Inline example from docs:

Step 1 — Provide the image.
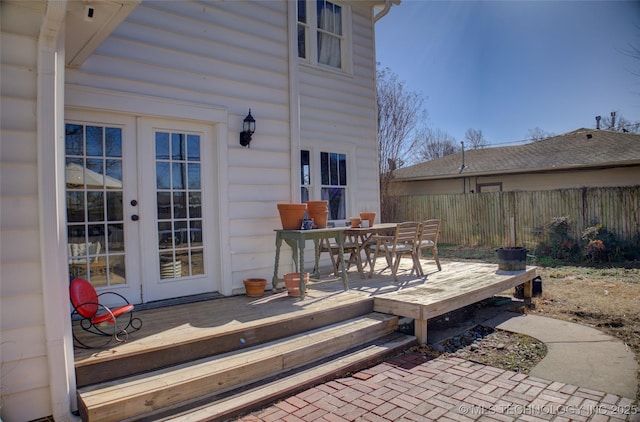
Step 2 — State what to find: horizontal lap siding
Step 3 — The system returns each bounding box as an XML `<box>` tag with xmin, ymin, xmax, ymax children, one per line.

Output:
<box><xmin>65</xmin><ymin>1</ymin><xmax>292</xmax><ymax>286</ymax></box>
<box><xmin>1</xmin><ymin>2</ymin><xmax>52</xmax><ymax>420</ymax></box>
<box><xmin>299</xmin><ymin>3</ymin><xmax>378</xmax><ymax>200</ymax></box>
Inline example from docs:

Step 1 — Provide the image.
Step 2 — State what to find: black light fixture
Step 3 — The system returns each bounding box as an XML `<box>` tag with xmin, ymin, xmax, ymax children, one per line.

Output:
<box><xmin>239</xmin><ymin>109</ymin><xmax>256</xmax><ymax>148</ymax></box>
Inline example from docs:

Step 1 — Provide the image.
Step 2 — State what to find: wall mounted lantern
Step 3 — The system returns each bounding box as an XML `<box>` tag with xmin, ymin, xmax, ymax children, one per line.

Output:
<box><xmin>239</xmin><ymin>109</ymin><xmax>256</xmax><ymax>148</ymax></box>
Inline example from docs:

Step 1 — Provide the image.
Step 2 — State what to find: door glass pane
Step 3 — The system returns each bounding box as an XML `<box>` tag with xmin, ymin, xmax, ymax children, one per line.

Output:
<box><xmin>87</xmin><ymin>191</ymin><xmax>104</xmax><ymax>222</ymax></box>
<box><xmin>188</xmin><ymin>163</ymin><xmax>200</xmax><ymax>190</ymax></box>
<box><xmin>187</xmin><ymin>134</ymin><xmax>200</xmax><ymax>160</ymax></box>
<box><xmin>189</xmin><ymin>192</ymin><xmax>201</xmax><ymax>219</ymax></box>
<box><xmin>156</xmin><ymin>162</ymin><xmax>171</xmax><ymax>189</ymax></box>
<box><xmin>65</xmin><ymin>123</ymin><xmax>126</xmax><ymax>287</ymax></box>
<box><xmin>86</xmin><ymin>126</ymin><xmax>103</xmax><ymax>156</ymax></box>
<box><xmin>155</xmin><ymin>131</ymin><xmax>204</xmax><ymax>280</ymax></box>
<box><xmin>172</xmin><ymin>162</ymin><xmax>186</xmax><ymax>190</ymax></box>
<box><xmin>106</xmin><ymin>192</ymin><xmax>123</xmax><ymax>221</ymax></box>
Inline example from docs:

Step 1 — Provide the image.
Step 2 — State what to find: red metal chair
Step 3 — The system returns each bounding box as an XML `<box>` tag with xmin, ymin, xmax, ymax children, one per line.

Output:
<box><xmin>69</xmin><ymin>277</ymin><xmax>142</xmax><ymax>349</ymax></box>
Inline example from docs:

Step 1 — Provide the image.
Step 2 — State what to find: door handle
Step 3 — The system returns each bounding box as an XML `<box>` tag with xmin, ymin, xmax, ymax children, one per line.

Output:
<box><xmin>131</xmin><ymin>214</ymin><xmax>139</xmax><ymax>221</ymax></box>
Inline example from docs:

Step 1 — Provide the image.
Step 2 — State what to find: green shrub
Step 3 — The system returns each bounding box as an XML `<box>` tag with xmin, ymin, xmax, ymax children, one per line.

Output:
<box><xmin>535</xmin><ymin>217</ymin><xmax>580</xmax><ymax>262</ymax></box>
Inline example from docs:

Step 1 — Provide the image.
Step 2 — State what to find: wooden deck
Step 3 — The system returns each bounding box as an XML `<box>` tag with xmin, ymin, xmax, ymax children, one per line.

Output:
<box><xmin>72</xmin><ymin>258</ymin><xmax>536</xmax><ymax>421</ymax></box>
<box><xmin>74</xmin><ymin>259</ymin><xmax>535</xmax><ymax>365</ymax></box>
<box><xmin>312</xmin><ymin>260</ymin><xmax>536</xmax><ymax>343</ymax></box>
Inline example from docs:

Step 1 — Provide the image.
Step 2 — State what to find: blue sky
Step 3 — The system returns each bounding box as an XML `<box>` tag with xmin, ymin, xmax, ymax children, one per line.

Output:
<box><xmin>375</xmin><ymin>1</ymin><xmax>640</xmax><ymax>146</ymax></box>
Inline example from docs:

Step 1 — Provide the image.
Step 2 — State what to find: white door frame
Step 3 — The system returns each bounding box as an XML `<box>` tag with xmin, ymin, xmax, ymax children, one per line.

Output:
<box><xmin>65</xmin><ymin>85</ymin><xmax>232</xmax><ymax>297</ymax></box>
<box><xmin>137</xmin><ymin>117</ymin><xmax>219</xmax><ymax>302</ymax></box>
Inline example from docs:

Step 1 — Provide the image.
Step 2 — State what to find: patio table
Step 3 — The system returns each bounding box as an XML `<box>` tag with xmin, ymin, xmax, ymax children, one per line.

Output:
<box><xmin>273</xmin><ymin>227</ymin><xmax>348</xmax><ymax>298</ymax></box>
<box><xmin>344</xmin><ymin>222</ymin><xmax>397</xmax><ymax>278</ymax></box>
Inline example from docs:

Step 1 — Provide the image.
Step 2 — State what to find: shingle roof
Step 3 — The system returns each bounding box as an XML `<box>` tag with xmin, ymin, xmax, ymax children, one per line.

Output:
<box><xmin>393</xmin><ymin>128</ymin><xmax>640</xmax><ymax>181</ymax></box>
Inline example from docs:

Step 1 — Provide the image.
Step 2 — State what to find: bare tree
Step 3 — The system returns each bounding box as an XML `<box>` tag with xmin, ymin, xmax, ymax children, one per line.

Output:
<box><xmin>418</xmin><ymin>128</ymin><xmax>458</xmax><ymax>161</ymax></box>
<box><xmin>464</xmin><ymin>128</ymin><xmax>489</xmax><ymax>149</ymax></box>
<box><xmin>526</xmin><ymin>127</ymin><xmax>554</xmax><ymax>141</ymax></box>
<box><xmin>600</xmin><ymin>111</ymin><xmax>640</xmax><ymax>133</ymax></box>
<box><xmin>620</xmin><ymin>26</ymin><xmax>640</xmax><ymax>78</ymax></box>
<box><xmin>377</xmin><ymin>66</ymin><xmax>427</xmax><ymax>221</ymax></box>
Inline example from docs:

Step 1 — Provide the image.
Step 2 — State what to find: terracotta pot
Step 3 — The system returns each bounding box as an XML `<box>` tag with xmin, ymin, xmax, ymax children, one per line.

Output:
<box><xmin>350</xmin><ymin>217</ymin><xmax>361</xmax><ymax>228</ymax></box>
<box><xmin>307</xmin><ymin>200</ymin><xmax>329</xmax><ymax>229</ymax></box>
<box><xmin>277</xmin><ymin>203</ymin><xmax>307</xmax><ymax>230</ymax></box>
<box><xmin>283</xmin><ymin>272</ymin><xmax>309</xmax><ymax>297</ymax></box>
<box><xmin>359</xmin><ymin>212</ymin><xmax>376</xmax><ymax>227</ymax></box>
<box><xmin>243</xmin><ymin>278</ymin><xmax>267</xmax><ymax>297</ymax></box>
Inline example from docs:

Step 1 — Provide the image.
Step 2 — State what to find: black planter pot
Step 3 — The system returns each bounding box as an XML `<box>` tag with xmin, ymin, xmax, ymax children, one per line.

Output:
<box><xmin>496</xmin><ymin>247</ymin><xmax>527</xmax><ymax>271</ymax></box>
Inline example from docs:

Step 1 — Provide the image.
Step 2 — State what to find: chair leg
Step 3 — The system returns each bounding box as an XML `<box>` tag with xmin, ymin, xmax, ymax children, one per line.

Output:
<box><xmin>412</xmin><ymin>251</ymin><xmax>424</xmax><ymax>277</ymax></box>
<box><xmin>391</xmin><ymin>253</ymin><xmax>403</xmax><ymax>282</ymax></box>
<box><xmin>350</xmin><ymin>250</ymin><xmax>365</xmax><ymax>279</ymax></box>
<box><xmin>433</xmin><ymin>247</ymin><xmax>442</xmax><ymax>271</ymax></box>
<box><xmin>368</xmin><ymin>242</ymin><xmax>382</xmax><ymax>278</ymax></box>
<box><xmin>322</xmin><ymin>239</ymin><xmax>340</xmax><ymax>276</ymax></box>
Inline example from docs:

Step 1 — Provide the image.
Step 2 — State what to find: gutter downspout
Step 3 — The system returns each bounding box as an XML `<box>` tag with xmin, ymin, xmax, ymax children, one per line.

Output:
<box><xmin>287</xmin><ymin>0</ymin><xmax>301</xmax><ymax>201</ymax></box>
<box><xmin>374</xmin><ymin>0</ymin><xmax>393</xmax><ymax>23</ymax></box>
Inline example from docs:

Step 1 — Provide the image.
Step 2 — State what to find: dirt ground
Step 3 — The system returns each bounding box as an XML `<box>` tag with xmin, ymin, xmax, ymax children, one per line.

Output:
<box><xmin>435</xmin><ymin>245</ymin><xmax>640</xmax><ymax>401</ymax></box>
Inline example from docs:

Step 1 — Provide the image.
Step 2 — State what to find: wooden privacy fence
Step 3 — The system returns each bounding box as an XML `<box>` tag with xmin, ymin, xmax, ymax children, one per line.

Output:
<box><xmin>394</xmin><ymin>186</ymin><xmax>640</xmax><ymax>248</ymax></box>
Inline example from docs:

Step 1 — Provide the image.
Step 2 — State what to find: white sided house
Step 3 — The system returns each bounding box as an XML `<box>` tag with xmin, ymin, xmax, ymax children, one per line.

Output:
<box><xmin>0</xmin><ymin>1</ymin><xmax>395</xmax><ymax>420</ymax></box>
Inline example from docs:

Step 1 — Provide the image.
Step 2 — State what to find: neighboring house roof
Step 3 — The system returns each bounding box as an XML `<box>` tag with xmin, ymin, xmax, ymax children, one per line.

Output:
<box><xmin>393</xmin><ymin>128</ymin><xmax>640</xmax><ymax>181</ymax></box>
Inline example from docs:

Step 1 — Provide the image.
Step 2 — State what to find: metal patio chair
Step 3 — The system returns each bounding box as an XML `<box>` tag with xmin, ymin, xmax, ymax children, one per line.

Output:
<box><xmin>69</xmin><ymin>277</ymin><xmax>142</xmax><ymax>349</ymax></box>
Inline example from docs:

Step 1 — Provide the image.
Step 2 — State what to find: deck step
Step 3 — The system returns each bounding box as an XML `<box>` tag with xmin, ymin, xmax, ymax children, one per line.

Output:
<box><xmin>151</xmin><ymin>332</ymin><xmax>417</xmax><ymax>422</ymax></box>
<box><xmin>75</xmin><ymin>297</ymin><xmax>375</xmax><ymax>387</ymax></box>
<box><xmin>77</xmin><ymin>312</ymin><xmax>406</xmax><ymax>422</ymax></box>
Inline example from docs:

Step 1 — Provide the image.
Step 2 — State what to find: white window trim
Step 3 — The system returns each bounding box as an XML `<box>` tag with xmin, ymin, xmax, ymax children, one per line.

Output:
<box><xmin>297</xmin><ymin>0</ymin><xmax>353</xmax><ymax>75</ymax></box>
<box><xmin>302</xmin><ymin>142</ymin><xmax>356</xmax><ymax>224</ymax></box>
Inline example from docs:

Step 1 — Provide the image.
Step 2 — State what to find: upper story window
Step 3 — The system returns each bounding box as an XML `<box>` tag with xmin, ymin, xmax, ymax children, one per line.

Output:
<box><xmin>297</xmin><ymin>0</ymin><xmax>349</xmax><ymax>71</ymax></box>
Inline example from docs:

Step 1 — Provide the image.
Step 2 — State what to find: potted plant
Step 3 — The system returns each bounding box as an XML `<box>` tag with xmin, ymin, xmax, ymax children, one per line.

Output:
<box><xmin>283</xmin><ymin>272</ymin><xmax>309</xmax><ymax>297</ymax></box>
<box><xmin>359</xmin><ymin>211</ymin><xmax>376</xmax><ymax>227</ymax></box>
<box><xmin>306</xmin><ymin>200</ymin><xmax>329</xmax><ymax>228</ymax></box>
<box><xmin>277</xmin><ymin>203</ymin><xmax>307</xmax><ymax>230</ymax></box>
<box><xmin>496</xmin><ymin>217</ymin><xmax>527</xmax><ymax>271</ymax></box>
<box><xmin>243</xmin><ymin>278</ymin><xmax>267</xmax><ymax>297</ymax></box>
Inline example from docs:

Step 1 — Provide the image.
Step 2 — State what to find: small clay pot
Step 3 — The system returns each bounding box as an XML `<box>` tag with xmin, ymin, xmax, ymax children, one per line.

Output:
<box><xmin>283</xmin><ymin>272</ymin><xmax>309</xmax><ymax>297</ymax></box>
<box><xmin>243</xmin><ymin>278</ymin><xmax>267</xmax><ymax>297</ymax></box>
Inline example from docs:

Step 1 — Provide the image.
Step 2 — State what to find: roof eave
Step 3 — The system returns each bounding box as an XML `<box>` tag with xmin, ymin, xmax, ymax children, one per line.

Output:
<box><xmin>394</xmin><ymin>160</ymin><xmax>640</xmax><ymax>182</ymax></box>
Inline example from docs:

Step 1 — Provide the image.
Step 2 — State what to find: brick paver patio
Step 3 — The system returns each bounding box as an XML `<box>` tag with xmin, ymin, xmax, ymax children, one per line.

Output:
<box><xmin>235</xmin><ymin>354</ymin><xmax>639</xmax><ymax>422</ymax></box>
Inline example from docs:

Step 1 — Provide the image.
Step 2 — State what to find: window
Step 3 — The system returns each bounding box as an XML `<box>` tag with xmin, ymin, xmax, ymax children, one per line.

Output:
<box><xmin>477</xmin><ymin>183</ymin><xmax>502</xmax><ymax>193</ymax></box>
<box><xmin>297</xmin><ymin>0</ymin><xmax>348</xmax><ymax>70</ymax></box>
<box><xmin>321</xmin><ymin>152</ymin><xmax>347</xmax><ymax>220</ymax></box>
<box><xmin>301</xmin><ymin>150</ymin><xmax>311</xmax><ymax>202</ymax></box>
<box><xmin>301</xmin><ymin>150</ymin><xmax>348</xmax><ymax>221</ymax></box>
<box><xmin>297</xmin><ymin>0</ymin><xmax>308</xmax><ymax>60</ymax></box>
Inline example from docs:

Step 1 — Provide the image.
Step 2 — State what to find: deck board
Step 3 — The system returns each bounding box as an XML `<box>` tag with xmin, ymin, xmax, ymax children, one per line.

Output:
<box><xmin>74</xmin><ymin>259</ymin><xmax>535</xmax><ymax>366</ymax></box>
<box><xmin>73</xmin><ymin>289</ymin><xmax>370</xmax><ymax>366</ymax></box>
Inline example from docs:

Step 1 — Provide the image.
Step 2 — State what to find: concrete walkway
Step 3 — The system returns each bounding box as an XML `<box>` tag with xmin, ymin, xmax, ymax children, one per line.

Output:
<box><xmin>484</xmin><ymin>311</ymin><xmax>638</xmax><ymax>399</ymax></box>
<box><xmin>234</xmin><ymin>311</ymin><xmax>639</xmax><ymax>422</ymax></box>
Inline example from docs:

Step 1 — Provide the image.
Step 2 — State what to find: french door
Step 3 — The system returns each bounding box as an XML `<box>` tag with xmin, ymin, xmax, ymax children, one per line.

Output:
<box><xmin>64</xmin><ymin>111</ymin><xmax>218</xmax><ymax>304</ymax></box>
<box><xmin>137</xmin><ymin>117</ymin><xmax>218</xmax><ymax>302</ymax></box>
<box><xmin>65</xmin><ymin>112</ymin><xmax>142</xmax><ymax>304</ymax></box>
